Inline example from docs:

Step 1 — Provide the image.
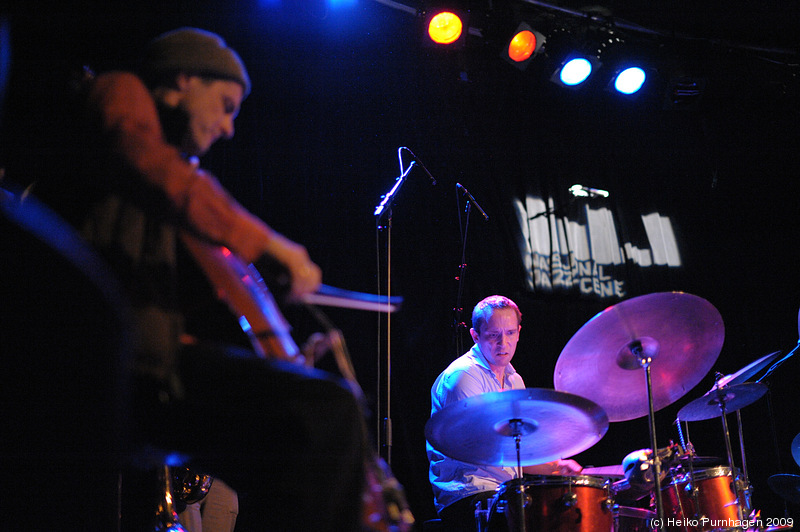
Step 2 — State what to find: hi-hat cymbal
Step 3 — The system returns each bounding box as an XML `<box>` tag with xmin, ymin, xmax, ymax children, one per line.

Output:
<box><xmin>769</xmin><ymin>473</ymin><xmax>800</xmax><ymax>505</ymax></box>
<box><xmin>713</xmin><ymin>350</ymin><xmax>782</xmax><ymax>389</ymax></box>
<box><xmin>554</xmin><ymin>292</ymin><xmax>725</xmax><ymax>422</ymax></box>
<box><xmin>425</xmin><ymin>388</ymin><xmax>608</xmax><ymax>467</ymax></box>
<box><xmin>677</xmin><ymin>382</ymin><xmax>767</xmax><ymax>422</ymax></box>
<box><xmin>792</xmin><ymin>432</ymin><xmax>800</xmax><ymax>468</ymax></box>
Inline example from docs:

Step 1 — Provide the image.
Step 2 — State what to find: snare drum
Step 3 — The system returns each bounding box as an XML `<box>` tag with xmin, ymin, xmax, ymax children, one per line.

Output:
<box><xmin>489</xmin><ymin>475</ymin><xmax>613</xmax><ymax>532</ymax></box>
<box><xmin>610</xmin><ymin>478</ymin><xmax>656</xmax><ymax>532</ymax></box>
<box><xmin>661</xmin><ymin>466</ymin><xmax>743</xmax><ymax>532</ymax></box>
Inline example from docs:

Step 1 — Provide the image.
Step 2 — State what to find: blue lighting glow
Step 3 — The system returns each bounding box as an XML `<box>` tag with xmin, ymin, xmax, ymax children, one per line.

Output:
<box><xmin>560</xmin><ymin>58</ymin><xmax>593</xmax><ymax>86</ymax></box>
<box><xmin>614</xmin><ymin>67</ymin><xmax>646</xmax><ymax>95</ymax></box>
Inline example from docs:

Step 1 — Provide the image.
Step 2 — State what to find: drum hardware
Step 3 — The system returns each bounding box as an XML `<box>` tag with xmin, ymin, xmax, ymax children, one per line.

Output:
<box><xmin>562</xmin><ymin>491</ymin><xmax>579</xmax><ymax>508</ymax></box>
<box><xmin>677</xmin><ymin>380</ymin><xmax>768</xmax><ymax>519</ymax></box>
<box><xmin>603</xmin><ymin>478</ymin><xmax>616</xmax><ymax>511</ymax></box>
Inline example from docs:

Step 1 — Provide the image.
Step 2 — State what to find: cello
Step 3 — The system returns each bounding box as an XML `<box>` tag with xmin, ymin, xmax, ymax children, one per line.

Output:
<box><xmin>180</xmin><ymin>232</ymin><xmax>414</xmax><ymax>531</ymax></box>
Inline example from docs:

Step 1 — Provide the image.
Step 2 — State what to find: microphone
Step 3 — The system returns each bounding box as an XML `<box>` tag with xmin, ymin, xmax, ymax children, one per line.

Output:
<box><xmin>569</xmin><ymin>184</ymin><xmax>610</xmax><ymax>198</ymax></box>
<box><xmin>399</xmin><ymin>147</ymin><xmax>436</xmax><ymax>185</ymax></box>
<box><xmin>414</xmin><ymin>159</ymin><xmax>437</xmax><ymax>185</ymax></box>
<box><xmin>456</xmin><ymin>183</ymin><xmax>489</xmax><ymax>221</ymax></box>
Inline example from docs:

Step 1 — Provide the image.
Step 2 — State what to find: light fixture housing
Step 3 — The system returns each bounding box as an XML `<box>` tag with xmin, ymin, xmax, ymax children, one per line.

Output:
<box><xmin>501</xmin><ymin>22</ymin><xmax>546</xmax><ymax>70</ymax></box>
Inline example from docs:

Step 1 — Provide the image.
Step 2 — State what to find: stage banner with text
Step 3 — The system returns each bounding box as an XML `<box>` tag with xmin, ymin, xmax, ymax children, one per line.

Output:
<box><xmin>513</xmin><ymin>191</ymin><xmax>683</xmax><ymax>301</ymax></box>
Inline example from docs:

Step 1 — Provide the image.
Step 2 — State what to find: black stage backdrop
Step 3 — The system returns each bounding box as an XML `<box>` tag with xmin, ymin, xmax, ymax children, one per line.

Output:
<box><xmin>3</xmin><ymin>0</ymin><xmax>800</xmax><ymax>526</ymax></box>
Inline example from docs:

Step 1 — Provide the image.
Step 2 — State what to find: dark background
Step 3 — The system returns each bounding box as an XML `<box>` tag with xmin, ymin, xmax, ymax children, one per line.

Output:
<box><xmin>2</xmin><ymin>0</ymin><xmax>800</xmax><ymax>527</ymax></box>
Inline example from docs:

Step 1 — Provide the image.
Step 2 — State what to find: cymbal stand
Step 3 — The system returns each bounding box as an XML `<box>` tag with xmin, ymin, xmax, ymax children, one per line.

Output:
<box><xmin>630</xmin><ymin>340</ymin><xmax>666</xmax><ymax>528</ymax></box>
<box><xmin>676</xmin><ymin>420</ymin><xmax>701</xmax><ymax>522</ymax></box>
<box><xmin>510</xmin><ymin>419</ymin><xmax>525</xmax><ymax>480</ymax></box>
<box><xmin>712</xmin><ymin>391</ymin><xmax>746</xmax><ymax>522</ymax></box>
<box><xmin>735</xmin><ymin>409</ymin><xmax>753</xmax><ymax>513</ymax></box>
<box><xmin>509</xmin><ymin>419</ymin><xmax>528</xmax><ymax>532</ymax></box>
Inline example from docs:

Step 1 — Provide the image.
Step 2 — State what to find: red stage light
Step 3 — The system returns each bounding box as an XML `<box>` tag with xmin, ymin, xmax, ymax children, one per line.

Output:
<box><xmin>508</xmin><ymin>29</ymin><xmax>537</xmax><ymax>63</ymax></box>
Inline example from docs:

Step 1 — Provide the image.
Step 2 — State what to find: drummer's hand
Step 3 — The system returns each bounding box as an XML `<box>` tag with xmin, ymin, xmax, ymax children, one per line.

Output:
<box><xmin>523</xmin><ymin>459</ymin><xmax>582</xmax><ymax>476</ymax></box>
<box><xmin>553</xmin><ymin>459</ymin><xmax>583</xmax><ymax>475</ymax></box>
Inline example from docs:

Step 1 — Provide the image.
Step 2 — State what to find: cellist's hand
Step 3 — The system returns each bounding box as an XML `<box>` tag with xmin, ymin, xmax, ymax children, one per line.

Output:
<box><xmin>262</xmin><ymin>230</ymin><xmax>322</xmax><ymax>298</ymax></box>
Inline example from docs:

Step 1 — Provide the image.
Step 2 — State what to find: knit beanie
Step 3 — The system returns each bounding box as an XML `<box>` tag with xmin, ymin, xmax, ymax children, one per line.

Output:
<box><xmin>144</xmin><ymin>27</ymin><xmax>251</xmax><ymax>97</ymax></box>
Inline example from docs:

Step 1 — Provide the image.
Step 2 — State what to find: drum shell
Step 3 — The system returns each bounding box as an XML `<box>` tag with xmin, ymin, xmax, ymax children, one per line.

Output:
<box><xmin>490</xmin><ymin>475</ymin><xmax>613</xmax><ymax>532</ymax></box>
<box><xmin>610</xmin><ymin>479</ymin><xmax>656</xmax><ymax>532</ymax></box>
<box><xmin>661</xmin><ymin>466</ymin><xmax>742</xmax><ymax>532</ymax></box>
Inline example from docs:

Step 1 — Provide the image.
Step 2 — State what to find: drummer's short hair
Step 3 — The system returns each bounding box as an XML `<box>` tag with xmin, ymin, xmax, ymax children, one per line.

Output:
<box><xmin>472</xmin><ymin>295</ymin><xmax>522</xmax><ymax>334</ymax></box>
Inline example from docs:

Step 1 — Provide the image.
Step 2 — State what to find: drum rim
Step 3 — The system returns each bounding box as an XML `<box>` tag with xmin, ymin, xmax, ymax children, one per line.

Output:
<box><xmin>667</xmin><ymin>465</ymin><xmax>735</xmax><ymax>484</ymax></box>
<box><xmin>499</xmin><ymin>474</ymin><xmax>608</xmax><ymax>491</ymax></box>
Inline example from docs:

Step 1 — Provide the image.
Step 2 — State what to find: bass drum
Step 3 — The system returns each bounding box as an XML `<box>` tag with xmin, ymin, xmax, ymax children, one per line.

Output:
<box><xmin>661</xmin><ymin>466</ymin><xmax>742</xmax><ymax>532</ymax></box>
<box><xmin>488</xmin><ymin>475</ymin><xmax>613</xmax><ymax>532</ymax></box>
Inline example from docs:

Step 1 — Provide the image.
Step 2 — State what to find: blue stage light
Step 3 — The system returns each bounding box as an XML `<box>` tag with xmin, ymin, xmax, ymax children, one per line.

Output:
<box><xmin>614</xmin><ymin>67</ymin><xmax>646</xmax><ymax>94</ymax></box>
<box><xmin>559</xmin><ymin>57</ymin><xmax>593</xmax><ymax>86</ymax></box>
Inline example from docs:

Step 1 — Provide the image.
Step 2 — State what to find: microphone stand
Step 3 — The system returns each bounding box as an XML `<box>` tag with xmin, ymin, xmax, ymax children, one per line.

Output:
<box><xmin>453</xmin><ymin>200</ymin><xmax>471</xmax><ymax>357</ymax></box>
<box><xmin>374</xmin><ymin>161</ymin><xmax>416</xmax><ymax>466</ymax></box>
<box><xmin>453</xmin><ymin>184</ymin><xmax>489</xmax><ymax>357</ymax></box>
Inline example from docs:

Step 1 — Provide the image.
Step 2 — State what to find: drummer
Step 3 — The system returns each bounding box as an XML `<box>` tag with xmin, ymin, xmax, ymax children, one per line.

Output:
<box><xmin>427</xmin><ymin>295</ymin><xmax>582</xmax><ymax>531</ymax></box>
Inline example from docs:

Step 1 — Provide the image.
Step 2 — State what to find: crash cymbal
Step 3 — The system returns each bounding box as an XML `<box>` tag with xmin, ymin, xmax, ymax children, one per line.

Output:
<box><xmin>676</xmin><ymin>382</ymin><xmax>767</xmax><ymax>422</ymax></box>
<box><xmin>554</xmin><ymin>292</ymin><xmax>725</xmax><ymax>422</ymax></box>
<box><xmin>792</xmin><ymin>432</ymin><xmax>800</xmax><ymax>468</ymax></box>
<box><xmin>713</xmin><ymin>350</ymin><xmax>782</xmax><ymax>389</ymax></box>
<box><xmin>425</xmin><ymin>388</ymin><xmax>608</xmax><ymax>467</ymax></box>
<box><xmin>769</xmin><ymin>473</ymin><xmax>800</xmax><ymax>505</ymax></box>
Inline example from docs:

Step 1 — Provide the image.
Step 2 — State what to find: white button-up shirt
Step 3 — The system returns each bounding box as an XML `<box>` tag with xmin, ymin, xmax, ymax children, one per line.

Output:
<box><xmin>426</xmin><ymin>344</ymin><xmax>526</xmax><ymax>512</ymax></box>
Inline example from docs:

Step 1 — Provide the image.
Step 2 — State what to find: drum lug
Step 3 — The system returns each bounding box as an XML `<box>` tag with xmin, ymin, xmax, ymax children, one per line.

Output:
<box><xmin>561</xmin><ymin>492</ymin><xmax>578</xmax><ymax>508</ymax></box>
<box><xmin>603</xmin><ymin>479</ymin><xmax>614</xmax><ymax>511</ymax></box>
<box><xmin>604</xmin><ymin>496</ymin><xmax>615</xmax><ymax>511</ymax></box>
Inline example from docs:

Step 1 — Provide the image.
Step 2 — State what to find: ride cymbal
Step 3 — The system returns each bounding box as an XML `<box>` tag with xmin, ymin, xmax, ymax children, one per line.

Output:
<box><xmin>554</xmin><ymin>292</ymin><xmax>724</xmax><ymax>422</ymax></box>
<box><xmin>425</xmin><ymin>388</ymin><xmax>608</xmax><ymax>467</ymax></box>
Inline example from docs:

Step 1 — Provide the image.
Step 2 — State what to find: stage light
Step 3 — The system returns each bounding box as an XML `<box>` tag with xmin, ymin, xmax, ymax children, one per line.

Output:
<box><xmin>613</xmin><ymin>66</ymin><xmax>646</xmax><ymax>95</ymax></box>
<box><xmin>558</xmin><ymin>57</ymin><xmax>594</xmax><ymax>86</ymax></box>
<box><xmin>502</xmin><ymin>22</ymin><xmax>546</xmax><ymax>70</ymax></box>
<box><xmin>426</xmin><ymin>10</ymin><xmax>464</xmax><ymax>45</ymax></box>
